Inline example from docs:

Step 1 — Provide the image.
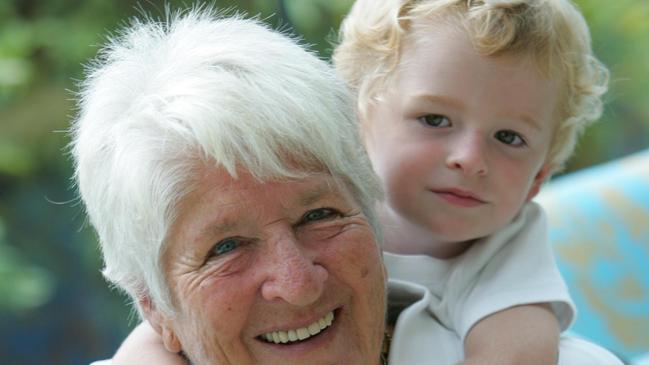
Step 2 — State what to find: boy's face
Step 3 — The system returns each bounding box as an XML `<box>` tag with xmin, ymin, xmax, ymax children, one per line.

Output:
<box><xmin>362</xmin><ymin>22</ymin><xmax>558</xmax><ymax>257</ymax></box>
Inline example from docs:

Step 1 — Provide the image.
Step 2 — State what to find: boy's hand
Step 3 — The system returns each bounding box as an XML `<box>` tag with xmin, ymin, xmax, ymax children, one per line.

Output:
<box><xmin>113</xmin><ymin>321</ymin><xmax>189</xmax><ymax>365</ymax></box>
<box><xmin>459</xmin><ymin>304</ymin><xmax>560</xmax><ymax>365</ymax></box>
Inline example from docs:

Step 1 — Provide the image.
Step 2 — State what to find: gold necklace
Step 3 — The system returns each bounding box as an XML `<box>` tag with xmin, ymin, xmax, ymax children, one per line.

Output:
<box><xmin>381</xmin><ymin>330</ymin><xmax>392</xmax><ymax>364</ymax></box>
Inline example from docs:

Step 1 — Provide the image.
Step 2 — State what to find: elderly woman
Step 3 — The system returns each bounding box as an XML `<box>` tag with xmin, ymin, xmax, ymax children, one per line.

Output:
<box><xmin>73</xmin><ymin>10</ymin><xmax>387</xmax><ymax>365</ymax></box>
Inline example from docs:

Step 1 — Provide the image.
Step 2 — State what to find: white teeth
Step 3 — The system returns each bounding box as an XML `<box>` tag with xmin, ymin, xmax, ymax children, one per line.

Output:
<box><xmin>288</xmin><ymin>330</ymin><xmax>298</xmax><ymax>341</ymax></box>
<box><xmin>261</xmin><ymin>310</ymin><xmax>335</xmax><ymax>344</ymax></box>
<box><xmin>297</xmin><ymin>328</ymin><xmax>309</xmax><ymax>340</ymax></box>
<box><xmin>307</xmin><ymin>322</ymin><xmax>321</xmax><ymax>336</ymax></box>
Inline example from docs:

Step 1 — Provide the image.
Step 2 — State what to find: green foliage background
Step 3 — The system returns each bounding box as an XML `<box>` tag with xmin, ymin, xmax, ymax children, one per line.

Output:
<box><xmin>0</xmin><ymin>1</ymin><xmax>647</xmax><ymax>364</ymax></box>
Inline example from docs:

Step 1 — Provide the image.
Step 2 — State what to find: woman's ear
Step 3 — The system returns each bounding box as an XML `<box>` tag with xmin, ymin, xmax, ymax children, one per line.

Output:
<box><xmin>139</xmin><ymin>295</ymin><xmax>182</xmax><ymax>353</ymax></box>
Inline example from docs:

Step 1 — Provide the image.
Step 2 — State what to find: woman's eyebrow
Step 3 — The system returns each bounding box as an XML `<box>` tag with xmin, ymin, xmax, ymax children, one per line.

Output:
<box><xmin>199</xmin><ymin>214</ymin><xmax>241</xmax><ymax>240</ymax></box>
<box><xmin>297</xmin><ymin>181</ymin><xmax>340</xmax><ymax>207</ymax></box>
<box><xmin>195</xmin><ymin>180</ymin><xmax>341</xmax><ymax>239</ymax></box>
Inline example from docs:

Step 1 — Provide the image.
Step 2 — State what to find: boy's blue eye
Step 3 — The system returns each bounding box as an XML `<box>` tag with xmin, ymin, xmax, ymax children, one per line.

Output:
<box><xmin>212</xmin><ymin>238</ymin><xmax>239</xmax><ymax>256</ymax></box>
<box><xmin>495</xmin><ymin>130</ymin><xmax>526</xmax><ymax>147</ymax></box>
<box><xmin>419</xmin><ymin>114</ymin><xmax>451</xmax><ymax>128</ymax></box>
<box><xmin>302</xmin><ymin>208</ymin><xmax>338</xmax><ymax>223</ymax></box>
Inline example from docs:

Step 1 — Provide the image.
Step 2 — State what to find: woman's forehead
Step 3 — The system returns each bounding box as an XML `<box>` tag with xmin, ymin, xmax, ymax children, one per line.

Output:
<box><xmin>199</xmin><ymin>167</ymin><xmax>346</xmax><ymax>201</ymax></box>
<box><xmin>170</xmin><ymin>168</ymin><xmax>356</xmax><ymax>236</ymax></box>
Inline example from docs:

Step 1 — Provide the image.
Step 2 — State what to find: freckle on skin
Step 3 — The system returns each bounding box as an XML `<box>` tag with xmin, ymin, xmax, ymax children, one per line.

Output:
<box><xmin>360</xmin><ymin>266</ymin><xmax>369</xmax><ymax>278</ymax></box>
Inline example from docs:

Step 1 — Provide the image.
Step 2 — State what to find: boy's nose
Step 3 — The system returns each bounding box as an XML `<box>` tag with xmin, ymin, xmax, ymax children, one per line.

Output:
<box><xmin>446</xmin><ymin>134</ymin><xmax>488</xmax><ymax>176</ymax></box>
<box><xmin>260</xmin><ymin>232</ymin><xmax>328</xmax><ymax>306</ymax></box>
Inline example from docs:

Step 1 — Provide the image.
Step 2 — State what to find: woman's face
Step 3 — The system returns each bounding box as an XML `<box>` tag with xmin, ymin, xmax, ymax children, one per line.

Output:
<box><xmin>149</xmin><ymin>167</ymin><xmax>387</xmax><ymax>365</ymax></box>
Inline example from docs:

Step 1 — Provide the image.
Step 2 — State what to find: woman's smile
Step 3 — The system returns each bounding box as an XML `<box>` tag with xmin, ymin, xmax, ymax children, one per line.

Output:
<box><xmin>259</xmin><ymin>309</ymin><xmax>335</xmax><ymax>344</ymax></box>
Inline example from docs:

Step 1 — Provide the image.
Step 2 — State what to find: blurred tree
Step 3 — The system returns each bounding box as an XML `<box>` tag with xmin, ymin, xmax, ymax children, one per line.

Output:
<box><xmin>564</xmin><ymin>0</ymin><xmax>649</xmax><ymax>172</ymax></box>
<box><xmin>0</xmin><ymin>219</ymin><xmax>55</xmax><ymax>313</ymax></box>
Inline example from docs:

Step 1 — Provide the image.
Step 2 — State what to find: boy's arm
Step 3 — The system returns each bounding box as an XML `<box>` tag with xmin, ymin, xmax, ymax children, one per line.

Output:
<box><xmin>459</xmin><ymin>303</ymin><xmax>560</xmax><ymax>365</ymax></box>
<box><xmin>112</xmin><ymin>321</ymin><xmax>188</xmax><ymax>365</ymax></box>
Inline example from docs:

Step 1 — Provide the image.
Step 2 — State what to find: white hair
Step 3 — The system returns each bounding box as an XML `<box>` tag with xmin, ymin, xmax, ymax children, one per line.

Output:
<box><xmin>71</xmin><ymin>8</ymin><xmax>382</xmax><ymax>315</ymax></box>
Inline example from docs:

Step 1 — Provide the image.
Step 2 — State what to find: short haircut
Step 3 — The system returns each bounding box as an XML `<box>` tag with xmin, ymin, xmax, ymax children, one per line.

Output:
<box><xmin>334</xmin><ymin>0</ymin><xmax>609</xmax><ymax>173</ymax></box>
<box><xmin>71</xmin><ymin>8</ymin><xmax>382</xmax><ymax>314</ymax></box>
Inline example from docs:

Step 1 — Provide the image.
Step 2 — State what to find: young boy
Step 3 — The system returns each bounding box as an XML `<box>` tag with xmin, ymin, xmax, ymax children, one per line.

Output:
<box><xmin>333</xmin><ymin>0</ymin><xmax>609</xmax><ymax>363</ymax></box>
<box><xmin>106</xmin><ymin>0</ymin><xmax>613</xmax><ymax>364</ymax></box>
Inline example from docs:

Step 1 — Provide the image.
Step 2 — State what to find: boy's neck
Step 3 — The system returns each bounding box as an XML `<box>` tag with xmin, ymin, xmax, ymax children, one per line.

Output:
<box><xmin>382</xmin><ymin>235</ymin><xmax>475</xmax><ymax>259</ymax></box>
<box><xmin>379</xmin><ymin>206</ymin><xmax>476</xmax><ymax>259</ymax></box>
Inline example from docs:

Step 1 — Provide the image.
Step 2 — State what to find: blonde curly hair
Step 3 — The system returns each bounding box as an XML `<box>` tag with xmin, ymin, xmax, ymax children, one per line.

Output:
<box><xmin>334</xmin><ymin>0</ymin><xmax>608</xmax><ymax>173</ymax></box>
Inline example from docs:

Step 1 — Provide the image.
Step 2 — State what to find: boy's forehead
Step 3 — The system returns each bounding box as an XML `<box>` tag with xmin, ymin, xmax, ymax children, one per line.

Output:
<box><xmin>394</xmin><ymin>22</ymin><xmax>560</xmax><ymax>130</ymax></box>
<box><xmin>405</xmin><ymin>13</ymin><xmax>557</xmax><ymax>76</ymax></box>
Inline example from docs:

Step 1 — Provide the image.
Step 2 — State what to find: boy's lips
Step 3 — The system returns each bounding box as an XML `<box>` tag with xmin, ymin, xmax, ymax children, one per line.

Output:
<box><xmin>430</xmin><ymin>188</ymin><xmax>486</xmax><ymax>207</ymax></box>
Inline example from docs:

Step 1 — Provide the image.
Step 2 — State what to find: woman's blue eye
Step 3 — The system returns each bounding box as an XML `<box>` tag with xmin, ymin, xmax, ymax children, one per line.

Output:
<box><xmin>303</xmin><ymin>208</ymin><xmax>337</xmax><ymax>223</ymax></box>
<box><xmin>213</xmin><ymin>238</ymin><xmax>239</xmax><ymax>256</ymax></box>
<box><xmin>495</xmin><ymin>130</ymin><xmax>525</xmax><ymax>147</ymax></box>
<box><xmin>419</xmin><ymin>114</ymin><xmax>451</xmax><ymax>128</ymax></box>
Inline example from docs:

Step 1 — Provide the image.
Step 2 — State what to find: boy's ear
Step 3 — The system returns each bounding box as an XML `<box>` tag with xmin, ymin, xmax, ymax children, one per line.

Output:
<box><xmin>139</xmin><ymin>295</ymin><xmax>182</xmax><ymax>353</ymax></box>
<box><xmin>526</xmin><ymin>163</ymin><xmax>553</xmax><ymax>201</ymax></box>
<box><xmin>357</xmin><ymin>108</ymin><xmax>373</xmax><ymax>148</ymax></box>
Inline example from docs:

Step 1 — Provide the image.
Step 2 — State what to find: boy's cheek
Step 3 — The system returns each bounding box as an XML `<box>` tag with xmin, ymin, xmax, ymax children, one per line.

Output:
<box><xmin>526</xmin><ymin>164</ymin><xmax>552</xmax><ymax>201</ymax></box>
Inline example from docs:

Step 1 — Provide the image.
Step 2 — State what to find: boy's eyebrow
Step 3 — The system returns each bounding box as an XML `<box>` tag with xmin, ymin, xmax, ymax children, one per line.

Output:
<box><xmin>417</xmin><ymin>93</ymin><xmax>543</xmax><ymax>132</ymax></box>
<box><xmin>416</xmin><ymin>94</ymin><xmax>465</xmax><ymax>110</ymax></box>
<box><xmin>513</xmin><ymin>113</ymin><xmax>543</xmax><ymax>132</ymax></box>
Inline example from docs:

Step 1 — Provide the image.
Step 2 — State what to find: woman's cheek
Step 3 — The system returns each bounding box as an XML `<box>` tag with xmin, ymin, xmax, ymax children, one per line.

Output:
<box><xmin>323</xmin><ymin>223</ymin><xmax>379</xmax><ymax>271</ymax></box>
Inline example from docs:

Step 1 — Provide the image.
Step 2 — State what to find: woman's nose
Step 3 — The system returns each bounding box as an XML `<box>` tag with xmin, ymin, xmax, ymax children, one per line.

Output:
<box><xmin>445</xmin><ymin>134</ymin><xmax>488</xmax><ymax>176</ymax></box>
<box><xmin>260</xmin><ymin>234</ymin><xmax>328</xmax><ymax>306</ymax></box>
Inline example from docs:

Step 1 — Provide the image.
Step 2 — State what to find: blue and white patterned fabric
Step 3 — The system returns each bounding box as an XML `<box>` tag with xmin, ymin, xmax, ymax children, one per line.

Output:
<box><xmin>536</xmin><ymin>148</ymin><xmax>649</xmax><ymax>364</ymax></box>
